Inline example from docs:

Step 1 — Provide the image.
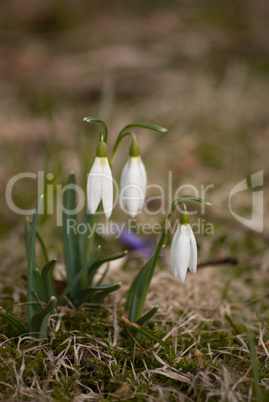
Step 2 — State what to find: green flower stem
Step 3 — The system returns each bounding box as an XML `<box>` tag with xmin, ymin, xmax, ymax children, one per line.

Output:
<box><xmin>128</xmin><ymin>195</ymin><xmax>211</xmax><ymax>323</ymax></box>
<box><xmin>83</xmin><ymin>117</ymin><xmax>108</xmax><ymax>143</ymax></box>
<box><xmin>109</xmin><ymin>123</ymin><xmax>167</xmax><ymax>166</ymax></box>
<box><xmin>109</xmin><ymin>132</ymin><xmax>136</xmax><ymax>166</ymax></box>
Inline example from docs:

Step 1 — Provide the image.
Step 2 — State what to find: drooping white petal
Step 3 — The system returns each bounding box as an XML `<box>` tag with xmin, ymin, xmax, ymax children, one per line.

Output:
<box><xmin>120</xmin><ymin>161</ymin><xmax>129</xmax><ymax>199</ymax></box>
<box><xmin>101</xmin><ymin>157</ymin><xmax>113</xmax><ymax>219</ymax></box>
<box><xmin>170</xmin><ymin>228</ymin><xmax>179</xmax><ymax>277</ymax></box>
<box><xmin>120</xmin><ymin>156</ymin><xmax>147</xmax><ymax>217</ymax></box>
<box><xmin>175</xmin><ymin>224</ymin><xmax>191</xmax><ymax>283</ymax></box>
<box><xmin>87</xmin><ymin>157</ymin><xmax>103</xmax><ymax>214</ymax></box>
<box><xmin>138</xmin><ymin>157</ymin><xmax>147</xmax><ymax>198</ymax></box>
<box><xmin>189</xmin><ymin>226</ymin><xmax>197</xmax><ymax>274</ymax></box>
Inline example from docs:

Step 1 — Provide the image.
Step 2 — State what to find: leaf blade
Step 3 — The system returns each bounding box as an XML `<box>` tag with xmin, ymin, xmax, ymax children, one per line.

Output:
<box><xmin>27</xmin><ymin>196</ymin><xmax>44</xmax><ymax>325</ymax></box>
<box><xmin>57</xmin><ymin>246</ymin><xmax>101</xmax><ymax>306</ymax></box>
<box><xmin>0</xmin><ymin>312</ymin><xmax>27</xmax><ymax>335</ymax></box>
<box><xmin>29</xmin><ymin>296</ymin><xmax>57</xmax><ymax>338</ymax></box>
<box><xmin>62</xmin><ymin>173</ymin><xmax>81</xmax><ymax>300</ymax></box>
<box><xmin>41</xmin><ymin>259</ymin><xmax>57</xmax><ymax>302</ymax></box>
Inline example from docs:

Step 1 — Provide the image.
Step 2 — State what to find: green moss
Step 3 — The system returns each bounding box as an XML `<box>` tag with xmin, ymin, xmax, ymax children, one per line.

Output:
<box><xmin>0</xmin><ymin>303</ymin><xmax>267</xmax><ymax>400</ymax></box>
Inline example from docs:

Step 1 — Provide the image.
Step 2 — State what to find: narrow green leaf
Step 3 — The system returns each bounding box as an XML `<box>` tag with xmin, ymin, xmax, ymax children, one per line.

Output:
<box><xmin>29</xmin><ymin>296</ymin><xmax>57</xmax><ymax>338</ymax></box>
<box><xmin>92</xmin><ymin>283</ymin><xmax>122</xmax><ymax>304</ymax></box>
<box><xmin>128</xmin><ymin>252</ymin><xmax>157</xmax><ymax>323</ymax></box>
<box><xmin>62</xmin><ymin>173</ymin><xmax>81</xmax><ymax>300</ymax></box>
<box><xmin>24</xmin><ymin>218</ymin><xmax>29</xmax><ymax>260</ymax></box>
<box><xmin>122</xmin><ymin>316</ymin><xmax>172</xmax><ymax>356</ymax></box>
<box><xmin>88</xmin><ymin>250</ymin><xmax>127</xmax><ymax>286</ymax></box>
<box><xmin>127</xmin><ymin>305</ymin><xmax>159</xmax><ymax>342</ymax></box>
<box><xmin>27</xmin><ymin>196</ymin><xmax>44</xmax><ymax>326</ymax></box>
<box><xmin>248</xmin><ymin>330</ymin><xmax>263</xmax><ymax>402</ymax></box>
<box><xmin>35</xmin><ymin>230</ymin><xmax>49</xmax><ymax>264</ymax></box>
<box><xmin>34</xmin><ymin>268</ymin><xmax>46</xmax><ymax>303</ymax></box>
<box><xmin>125</xmin><ymin>266</ymin><xmax>140</xmax><ymax>311</ymax></box>
<box><xmin>79</xmin><ymin>208</ymin><xmax>96</xmax><ymax>266</ymax></box>
<box><xmin>0</xmin><ymin>312</ymin><xmax>27</xmax><ymax>335</ymax></box>
<box><xmin>41</xmin><ymin>259</ymin><xmax>57</xmax><ymax>302</ymax></box>
<box><xmin>136</xmin><ymin>305</ymin><xmax>159</xmax><ymax>327</ymax></box>
<box><xmin>96</xmin><ymin>264</ymin><xmax>109</xmax><ymax>286</ymax></box>
<box><xmin>57</xmin><ymin>246</ymin><xmax>101</xmax><ymax>306</ymax></box>
<box><xmin>79</xmin><ymin>283</ymin><xmax>122</xmax><ymax>304</ymax></box>
<box><xmin>27</xmin><ymin>219</ymin><xmax>49</xmax><ymax>264</ymax></box>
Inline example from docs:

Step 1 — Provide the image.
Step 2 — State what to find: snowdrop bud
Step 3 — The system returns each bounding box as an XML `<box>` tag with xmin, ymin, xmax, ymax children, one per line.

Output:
<box><xmin>120</xmin><ymin>140</ymin><xmax>147</xmax><ymax>217</ymax></box>
<box><xmin>170</xmin><ymin>210</ymin><xmax>197</xmax><ymax>283</ymax></box>
<box><xmin>87</xmin><ymin>139</ymin><xmax>113</xmax><ymax>219</ymax></box>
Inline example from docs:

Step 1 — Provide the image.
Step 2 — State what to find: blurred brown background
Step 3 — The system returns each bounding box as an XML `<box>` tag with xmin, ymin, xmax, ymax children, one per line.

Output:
<box><xmin>1</xmin><ymin>0</ymin><xmax>268</xmax><ymax>264</ymax></box>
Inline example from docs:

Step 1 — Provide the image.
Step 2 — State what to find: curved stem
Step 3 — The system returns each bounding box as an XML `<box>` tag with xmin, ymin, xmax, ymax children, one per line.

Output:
<box><xmin>109</xmin><ymin>123</ymin><xmax>167</xmax><ymax>166</ymax></box>
<box><xmin>83</xmin><ymin>117</ymin><xmax>108</xmax><ymax>143</ymax></box>
<box><xmin>128</xmin><ymin>195</ymin><xmax>211</xmax><ymax>322</ymax></box>
<box><xmin>160</xmin><ymin>195</ymin><xmax>211</xmax><ymax>263</ymax></box>
<box><xmin>168</xmin><ymin>196</ymin><xmax>211</xmax><ymax>225</ymax></box>
<box><xmin>119</xmin><ymin>123</ymin><xmax>167</xmax><ymax>136</ymax></box>
<box><xmin>109</xmin><ymin>131</ymin><xmax>136</xmax><ymax>166</ymax></box>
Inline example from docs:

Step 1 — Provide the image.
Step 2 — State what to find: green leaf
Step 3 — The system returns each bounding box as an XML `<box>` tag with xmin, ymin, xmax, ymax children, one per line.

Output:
<box><xmin>78</xmin><ymin>283</ymin><xmax>122</xmax><ymax>304</ymax></box>
<box><xmin>96</xmin><ymin>264</ymin><xmax>109</xmax><ymax>286</ymax></box>
<box><xmin>62</xmin><ymin>173</ymin><xmax>81</xmax><ymax>300</ymax></box>
<box><xmin>27</xmin><ymin>196</ymin><xmax>44</xmax><ymax>326</ymax></box>
<box><xmin>122</xmin><ymin>316</ymin><xmax>173</xmax><ymax>360</ymax></box>
<box><xmin>136</xmin><ymin>305</ymin><xmax>159</xmax><ymax>327</ymax></box>
<box><xmin>0</xmin><ymin>312</ymin><xmax>27</xmax><ymax>335</ymax></box>
<box><xmin>27</xmin><ymin>219</ymin><xmax>49</xmax><ymax>264</ymax></box>
<box><xmin>79</xmin><ymin>208</ymin><xmax>96</xmax><ymax>266</ymax></box>
<box><xmin>24</xmin><ymin>218</ymin><xmax>29</xmax><ymax>260</ymax></box>
<box><xmin>248</xmin><ymin>330</ymin><xmax>263</xmax><ymax>402</ymax></box>
<box><xmin>57</xmin><ymin>246</ymin><xmax>101</xmax><ymax>306</ymax></box>
<box><xmin>34</xmin><ymin>268</ymin><xmax>46</xmax><ymax>303</ymax></box>
<box><xmin>127</xmin><ymin>305</ymin><xmax>159</xmax><ymax>342</ymax></box>
<box><xmin>128</xmin><ymin>252</ymin><xmax>158</xmax><ymax>323</ymax></box>
<box><xmin>87</xmin><ymin>250</ymin><xmax>127</xmax><ymax>286</ymax></box>
<box><xmin>41</xmin><ymin>259</ymin><xmax>57</xmax><ymax>302</ymax></box>
<box><xmin>92</xmin><ymin>283</ymin><xmax>122</xmax><ymax>304</ymax></box>
<box><xmin>35</xmin><ymin>229</ymin><xmax>49</xmax><ymax>264</ymax></box>
<box><xmin>29</xmin><ymin>296</ymin><xmax>57</xmax><ymax>338</ymax></box>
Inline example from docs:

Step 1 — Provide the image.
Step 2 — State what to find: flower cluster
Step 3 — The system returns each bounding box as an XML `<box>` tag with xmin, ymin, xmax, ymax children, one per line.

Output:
<box><xmin>85</xmin><ymin>119</ymin><xmax>207</xmax><ymax>287</ymax></box>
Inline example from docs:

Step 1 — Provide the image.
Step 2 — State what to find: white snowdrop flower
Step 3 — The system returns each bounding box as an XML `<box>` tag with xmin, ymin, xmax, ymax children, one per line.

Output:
<box><xmin>170</xmin><ymin>211</ymin><xmax>197</xmax><ymax>283</ymax></box>
<box><xmin>87</xmin><ymin>140</ymin><xmax>113</xmax><ymax>219</ymax></box>
<box><xmin>120</xmin><ymin>140</ymin><xmax>147</xmax><ymax>217</ymax></box>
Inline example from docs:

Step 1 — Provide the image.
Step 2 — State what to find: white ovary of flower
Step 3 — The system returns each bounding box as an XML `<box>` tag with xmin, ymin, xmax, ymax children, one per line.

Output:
<box><xmin>87</xmin><ymin>157</ymin><xmax>113</xmax><ymax>219</ymax></box>
<box><xmin>170</xmin><ymin>224</ymin><xmax>197</xmax><ymax>283</ymax></box>
<box><xmin>120</xmin><ymin>156</ymin><xmax>147</xmax><ymax>217</ymax></box>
